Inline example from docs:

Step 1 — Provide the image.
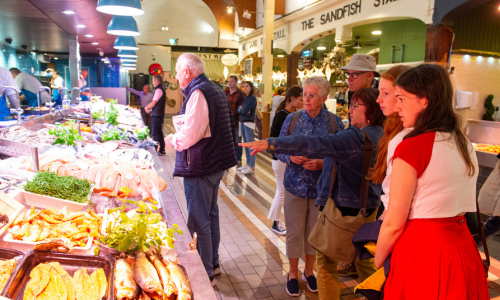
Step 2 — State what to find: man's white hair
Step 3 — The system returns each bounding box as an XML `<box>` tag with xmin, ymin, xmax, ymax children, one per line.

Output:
<box><xmin>177</xmin><ymin>53</ymin><xmax>205</xmax><ymax>77</ymax></box>
<box><xmin>302</xmin><ymin>76</ymin><xmax>330</xmax><ymax>98</ymax></box>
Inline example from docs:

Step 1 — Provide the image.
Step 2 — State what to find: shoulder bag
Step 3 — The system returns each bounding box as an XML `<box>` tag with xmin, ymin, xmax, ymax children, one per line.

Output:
<box><xmin>308</xmin><ymin>130</ymin><xmax>374</xmax><ymax>262</ymax></box>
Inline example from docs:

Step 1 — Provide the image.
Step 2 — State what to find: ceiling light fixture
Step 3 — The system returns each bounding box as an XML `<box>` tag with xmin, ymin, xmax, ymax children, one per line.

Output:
<box><xmin>117</xmin><ymin>49</ymin><xmax>138</xmax><ymax>58</ymax></box>
<box><xmin>121</xmin><ymin>58</ymin><xmax>137</xmax><ymax>62</ymax></box>
<box><xmin>162</xmin><ymin>27</ymin><xmax>169</xmax><ymax>31</ymax></box>
<box><xmin>317</xmin><ymin>46</ymin><xmax>326</xmax><ymax>50</ymax></box>
<box><xmin>77</xmin><ymin>24</ymin><xmax>86</xmax><ymax>28</ymax></box>
<box><xmin>114</xmin><ymin>36</ymin><xmax>138</xmax><ymax>50</ymax></box>
<box><xmin>62</xmin><ymin>10</ymin><xmax>76</xmax><ymax>15</ymax></box>
<box><xmin>92</xmin><ymin>42</ymin><xmax>99</xmax><ymax>45</ymax></box>
<box><xmin>277</xmin><ymin>54</ymin><xmax>284</xmax><ymax>57</ymax></box>
<box><xmin>372</xmin><ymin>30</ymin><xmax>382</xmax><ymax>35</ymax></box>
<box><xmin>85</xmin><ymin>34</ymin><xmax>94</xmax><ymax>38</ymax></box>
<box><xmin>97</xmin><ymin>0</ymin><xmax>144</xmax><ymax>16</ymax></box>
<box><xmin>227</xmin><ymin>6</ymin><xmax>233</xmax><ymax>13</ymax></box>
<box><xmin>54</xmin><ymin>57</ymin><xmax>59</xmax><ymax>60</ymax></box>
<box><xmin>243</xmin><ymin>10</ymin><xmax>252</xmax><ymax>19</ymax></box>
<box><xmin>107</xmin><ymin>15</ymin><xmax>140</xmax><ymax>36</ymax></box>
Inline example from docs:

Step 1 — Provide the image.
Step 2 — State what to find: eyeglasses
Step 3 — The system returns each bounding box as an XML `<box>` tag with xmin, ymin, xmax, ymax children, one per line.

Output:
<box><xmin>300</xmin><ymin>93</ymin><xmax>317</xmax><ymax>100</ymax></box>
<box><xmin>344</xmin><ymin>71</ymin><xmax>367</xmax><ymax>79</ymax></box>
<box><xmin>350</xmin><ymin>102</ymin><xmax>365</xmax><ymax>110</ymax></box>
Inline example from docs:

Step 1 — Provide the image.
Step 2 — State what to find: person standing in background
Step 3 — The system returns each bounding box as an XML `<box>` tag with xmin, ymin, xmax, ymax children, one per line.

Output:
<box><xmin>254</xmin><ymin>87</ymin><xmax>263</xmax><ymax>140</ymax></box>
<box><xmin>270</xmin><ymin>87</ymin><xmax>286</xmax><ymax>127</ymax></box>
<box><xmin>333</xmin><ymin>84</ymin><xmax>348</xmax><ymax>106</ymax></box>
<box><xmin>126</xmin><ymin>84</ymin><xmax>153</xmax><ymax>135</ymax></box>
<box><xmin>268</xmin><ymin>85</ymin><xmax>304</xmax><ymax>236</ymax></box>
<box><xmin>9</xmin><ymin>68</ymin><xmax>50</xmax><ymax>107</ymax></box>
<box><xmin>238</xmin><ymin>81</ymin><xmax>258</xmax><ymax>175</ymax></box>
<box><xmin>0</xmin><ymin>65</ymin><xmax>20</xmax><ymax>120</ymax></box>
<box><xmin>144</xmin><ymin>75</ymin><xmax>166</xmax><ymax>155</ymax></box>
<box><xmin>165</xmin><ymin>53</ymin><xmax>236</xmax><ymax>286</ymax></box>
<box><xmin>51</xmin><ymin>70</ymin><xmax>64</xmax><ymax>106</ymax></box>
<box><xmin>225</xmin><ymin>76</ymin><xmax>244</xmax><ymax>167</ymax></box>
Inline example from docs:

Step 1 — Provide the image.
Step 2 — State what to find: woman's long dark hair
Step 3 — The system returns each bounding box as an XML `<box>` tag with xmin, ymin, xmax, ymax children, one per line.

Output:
<box><xmin>276</xmin><ymin>86</ymin><xmax>303</xmax><ymax>112</ymax></box>
<box><xmin>394</xmin><ymin>64</ymin><xmax>475</xmax><ymax>176</ymax></box>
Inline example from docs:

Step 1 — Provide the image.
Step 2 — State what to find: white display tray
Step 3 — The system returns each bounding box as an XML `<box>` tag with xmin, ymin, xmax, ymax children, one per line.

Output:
<box><xmin>23</xmin><ymin>191</ymin><xmax>89</xmax><ymax>211</ymax></box>
<box><xmin>3</xmin><ymin>233</ymin><xmax>93</xmax><ymax>254</ymax></box>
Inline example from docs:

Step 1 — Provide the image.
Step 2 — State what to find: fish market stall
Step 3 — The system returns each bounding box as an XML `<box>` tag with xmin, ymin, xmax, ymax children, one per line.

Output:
<box><xmin>0</xmin><ymin>100</ymin><xmax>216</xmax><ymax>300</ymax></box>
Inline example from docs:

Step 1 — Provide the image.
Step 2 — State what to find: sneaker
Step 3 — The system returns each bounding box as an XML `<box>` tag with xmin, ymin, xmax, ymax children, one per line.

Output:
<box><xmin>241</xmin><ymin>168</ymin><xmax>255</xmax><ymax>175</ymax></box>
<box><xmin>237</xmin><ymin>165</ymin><xmax>249</xmax><ymax>171</ymax></box>
<box><xmin>209</xmin><ymin>276</ymin><xmax>216</xmax><ymax>287</ymax></box>
<box><xmin>337</xmin><ymin>262</ymin><xmax>357</xmax><ymax>277</ymax></box>
<box><xmin>301</xmin><ymin>272</ymin><xmax>318</xmax><ymax>293</ymax></box>
<box><xmin>213</xmin><ymin>264</ymin><xmax>221</xmax><ymax>276</ymax></box>
<box><xmin>271</xmin><ymin>221</ymin><xmax>286</xmax><ymax>236</ymax></box>
<box><xmin>157</xmin><ymin>150</ymin><xmax>166</xmax><ymax>156</ymax></box>
<box><xmin>286</xmin><ymin>275</ymin><xmax>300</xmax><ymax>297</ymax></box>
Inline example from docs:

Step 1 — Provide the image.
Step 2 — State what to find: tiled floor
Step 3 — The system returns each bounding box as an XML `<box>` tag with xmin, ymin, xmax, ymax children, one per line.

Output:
<box><xmin>159</xmin><ymin>118</ymin><xmax>500</xmax><ymax>299</ymax></box>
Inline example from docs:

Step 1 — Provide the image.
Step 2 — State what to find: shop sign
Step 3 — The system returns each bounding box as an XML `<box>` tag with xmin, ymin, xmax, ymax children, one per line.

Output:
<box><xmin>195</xmin><ymin>53</ymin><xmax>224</xmax><ymax>60</ymax></box>
<box><xmin>242</xmin><ymin>39</ymin><xmax>259</xmax><ymax>51</ymax></box>
<box><xmin>221</xmin><ymin>54</ymin><xmax>239</xmax><ymax>66</ymax></box>
<box><xmin>374</xmin><ymin>0</ymin><xmax>398</xmax><ymax>7</ymax></box>
<box><xmin>301</xmin><ymin>0</ymin><xmax>362</xmax><ymax>31</ymax></box>
<box><xmin>244</xmin><ymin>59</ymin><xmax>253</xmax><ymax>75</ymax></box>
<box><xmin>242</xmin><ymin>26</ymin><xmax>288</xmax><ymax>50</ymax></box>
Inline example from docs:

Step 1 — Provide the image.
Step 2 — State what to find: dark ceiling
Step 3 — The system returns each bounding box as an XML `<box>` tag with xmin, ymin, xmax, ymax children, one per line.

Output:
<box><xmin>0</xmin><ymin>0</ymin><xmax>116</xmax><ymax>56</ymax></box>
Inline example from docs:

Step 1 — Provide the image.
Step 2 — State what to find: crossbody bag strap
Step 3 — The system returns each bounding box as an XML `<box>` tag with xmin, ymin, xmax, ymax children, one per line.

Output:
<box><xmin>476</xmin><ymin>199</ymin><xmax>491</xmax><ymax>273</ymax></box>
<box><xmin>328</xmin><ymin>112</ymin><xmax>338</xmax><ymax>192</ymax></box>
<box><xmin>359</xmin><ymin>130</ymin><xmax>374</xmax><ymax>217</ymax></box>
<box><xmin>288</xmin><ymin>111</ymin><xmax>301</xmax><ymax>136</ymax></box>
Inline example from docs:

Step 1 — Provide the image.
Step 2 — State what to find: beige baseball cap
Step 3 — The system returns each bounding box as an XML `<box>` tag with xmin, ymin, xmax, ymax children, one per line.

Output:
<box><xmin>341</xmin><ymin>54</ymin><xmax>380</xmax><ymax>77</ymax></box>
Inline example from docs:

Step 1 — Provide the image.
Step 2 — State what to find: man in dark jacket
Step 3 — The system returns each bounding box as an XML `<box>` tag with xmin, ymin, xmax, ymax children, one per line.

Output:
<box><xmin>165</xmin><ymin>53</ymin><xmax>236</xmax><ymax>286</ymax></box>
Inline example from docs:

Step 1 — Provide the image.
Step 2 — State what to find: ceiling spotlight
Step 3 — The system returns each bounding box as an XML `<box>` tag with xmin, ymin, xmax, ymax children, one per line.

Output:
<box><xmin>372</xmin><ymin>30</ymin><xmax>382</xmax><ymax>35</ymax></box>
<box><xmin>92</xmin><ymin>42</ymin><xmax>99</xmax><ymax>45</ymax></box>
<box><xmin>62</xmin><ymin>10</ymin><xmax>76</xmax><ymax>15</ymax></box>
<box><xmin>85</xmin><ymin>34</ymin><xmax>94</xmax><ymax>38</ymax></box>
<box><xmin>227</xmin><ymin>6</ymin><xmax>233</xmax><ymax>13</ymax></box>
<box><xmin>317</xmin><ymin>46</ymin><xmax>326</xmax><ymax>50</ymax></box>
<box><xmin>54</xmin><ymin>57</ymin><xmax>59</xmax><ymax>60</ymax></box>
<box><xmin>77</xmin><ymin>24</ymin><xmax>86</xmax><ymax>28</ymax></box>
<box><xmin>31</xmin><ymin>51</ymin><xmax>36</xmax><ymax>54</ymax></box>
<box><xmin>277</xmin><ymin>54</ymin><xmax>284</xmax><ymax>57</ymax></box>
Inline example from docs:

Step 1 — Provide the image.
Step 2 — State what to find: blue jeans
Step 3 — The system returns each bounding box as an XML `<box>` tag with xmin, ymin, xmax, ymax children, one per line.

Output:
<box><xmin>184</xmin><ymin>170</ymin><xmax>224</xmax><ymax>277</ymax></box>
<box><xmin>241</xmin><ymin>122</ymin><xmax>255</xmax><ymax>168</ymax></box>
<box><xmin>234</xmin><ymin>118</ymin><xmax>242</xmax><ymax>162</ymax></box>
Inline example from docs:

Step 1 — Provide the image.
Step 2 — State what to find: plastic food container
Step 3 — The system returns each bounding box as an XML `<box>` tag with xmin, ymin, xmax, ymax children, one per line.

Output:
<box><xmin>23</xmin><ymin>191</ymin><xmax>90</xmax><ymax>211</ymax></box>
<box><xmin>0</xmin><ymin>248</ymin><xmax>25</xmax><ymax>295</ymax></box>
<box><xmin>3</xmin><ymin>233</ymin><xmax>93</xmax><ymax>254</ymax></box>
<box><xmin>2</xmin><ymin>251</ymin><xmax>116</xmax><ymax>300</ymax></box>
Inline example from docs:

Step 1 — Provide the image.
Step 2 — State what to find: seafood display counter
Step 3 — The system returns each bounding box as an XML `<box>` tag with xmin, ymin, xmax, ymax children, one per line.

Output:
<box><xmin>0</xmin><ymin>102</ymin><xmax>216</xmax><ymax>300</ymax></box>
<box><xmin>466</xmin><ymin>120</ymin><xmax>500</xmax><ymax>195</ymax></box>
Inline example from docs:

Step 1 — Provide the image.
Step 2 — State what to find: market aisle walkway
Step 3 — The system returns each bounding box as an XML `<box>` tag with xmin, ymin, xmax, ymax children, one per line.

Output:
<box><xmin>159</xmin><ymin>117</ymin><xmax>500</xmax><ymax>300</ymax></box>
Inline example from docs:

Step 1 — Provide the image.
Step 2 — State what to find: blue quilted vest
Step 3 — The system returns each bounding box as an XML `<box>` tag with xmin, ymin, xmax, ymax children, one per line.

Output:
<box><xmin>173</xmin><ymin>74</ymin><xmax>237</xmax><ymax>177</ymax></box>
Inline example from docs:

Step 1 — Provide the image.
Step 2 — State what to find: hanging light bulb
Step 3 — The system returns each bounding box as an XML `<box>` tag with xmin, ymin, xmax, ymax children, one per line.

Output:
<box><xmin>107</xmin><ymin>16</ymin><xmax>140</xmax><ymax>36</ymax></box>
<box><xmin>97</xmin><ymin>0</ymin><xmax>144</xmax><ymax>16</ymax></box>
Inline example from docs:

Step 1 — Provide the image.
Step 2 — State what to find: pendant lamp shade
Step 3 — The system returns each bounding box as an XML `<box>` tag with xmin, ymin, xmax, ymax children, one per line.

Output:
<box><xmin>114</xmin><ymin>36</ymin><xmax>138</xmax><ymax>50</ymax></box>
<box><xmin>97</xmin><ymin>0</ymin><xmax>144</xmax><ymax>16</ymax></box>
<box><xmin>107</xmin><ymin>16</ymin><xmax>140</xmax><ymax>36</ymax></box>
<box><xmin>117</xmin><ymin>50</ymin><xmax>137</xmax><ymax>58</ymax></box>
<box><xmin>121</xmin><ymin>58</ymin><xmax>137</xmax><ymax>62</ymax></box>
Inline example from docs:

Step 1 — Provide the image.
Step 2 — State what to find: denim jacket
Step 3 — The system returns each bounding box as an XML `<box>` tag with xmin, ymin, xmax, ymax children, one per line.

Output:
<box><xmin>237</xmin><ymin>95</ymin><xmax>257</xmax><ymax>122</ymax></box>
<box><xmin>268</xmin><ymin>125</ymin><xmax>383</xmax><ymax>209</ymax></box>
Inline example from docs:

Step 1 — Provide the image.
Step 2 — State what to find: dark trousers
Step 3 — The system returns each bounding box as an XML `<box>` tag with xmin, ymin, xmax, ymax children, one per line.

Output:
<box><xmin>151</xmin><ymin>116</ymin><xmax>165</xmax><ymax>152</ymax></box>
<box><xmin>140</xmin><ymin>108</ymin><xmax>152</xmax><ymax>136</ymax></box>
<box><xmin>234</xmin><ymin>116</ymin><xmax>242</xmax><ymax>162</ymax></box>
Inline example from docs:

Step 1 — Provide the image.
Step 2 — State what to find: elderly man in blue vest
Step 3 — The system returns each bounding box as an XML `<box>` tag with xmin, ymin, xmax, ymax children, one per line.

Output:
<box><xmin>165</xmin><ymin>53</ymin><xmax>237</xmax><ymax>286</ymax></box>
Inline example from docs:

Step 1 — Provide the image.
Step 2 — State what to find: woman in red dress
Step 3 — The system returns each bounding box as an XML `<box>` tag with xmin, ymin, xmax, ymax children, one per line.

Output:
<box><xmin>374</xmin><ymin>64</ymin><xmax>489</xmax><ymax>299</ymax></box>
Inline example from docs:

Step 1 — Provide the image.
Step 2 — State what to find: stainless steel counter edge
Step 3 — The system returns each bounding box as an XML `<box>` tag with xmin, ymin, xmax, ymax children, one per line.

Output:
<box><xmin>149</xmin><ymin>148</ymin><xmax>217</xmax><ymax>299</ymax></box>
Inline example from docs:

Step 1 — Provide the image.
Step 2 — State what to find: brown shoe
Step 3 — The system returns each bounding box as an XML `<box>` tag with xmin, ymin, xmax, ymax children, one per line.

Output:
<box><xmin>337</xmin><ymin>263</ymin><xmax>357</xmax><ymax>276</ymax></box>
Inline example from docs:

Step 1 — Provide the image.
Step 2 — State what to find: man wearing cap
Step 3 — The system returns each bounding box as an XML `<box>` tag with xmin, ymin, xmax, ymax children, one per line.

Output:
<box><xmin>340</xmin><ymin>54</ymin><xmax>380</xmax><ymax>109</ymax></box>
<box><xmin>337</xmin><ymin>54</ymin><xmax>380</xmax><ymax>277</ymax></box>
